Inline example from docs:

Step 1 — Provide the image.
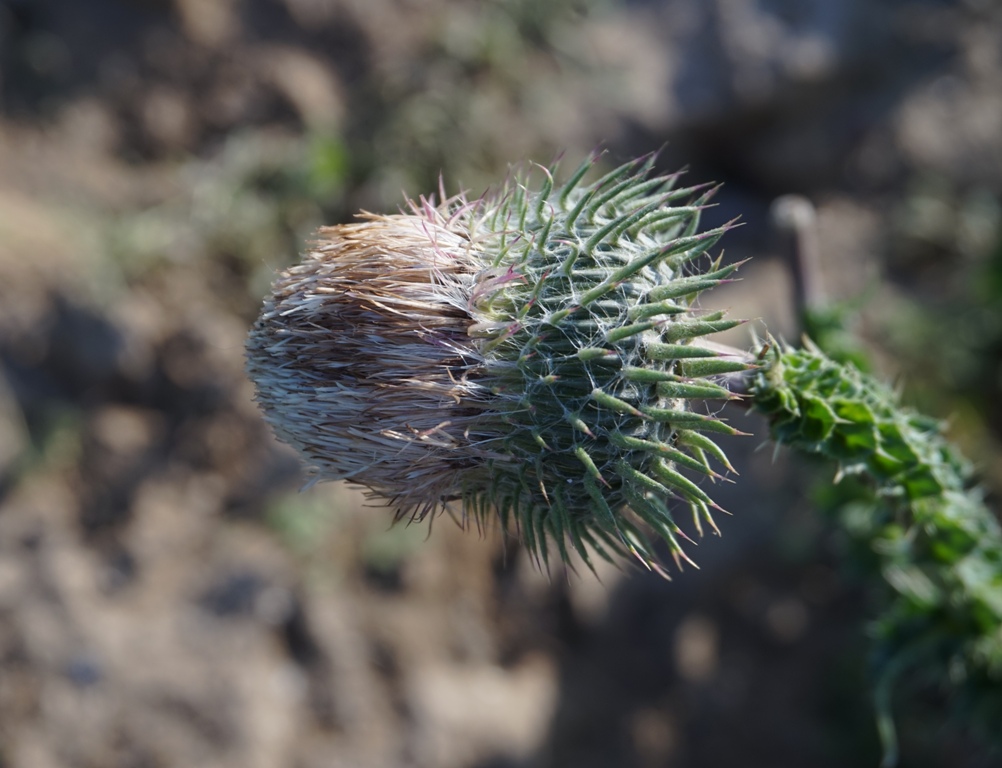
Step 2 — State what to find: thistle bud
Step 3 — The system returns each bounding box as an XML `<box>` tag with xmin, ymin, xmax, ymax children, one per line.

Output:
<box><xmin>246</xmin><ymin>156</ymin><xmax>749</xmax><ymax>571</ymax></box>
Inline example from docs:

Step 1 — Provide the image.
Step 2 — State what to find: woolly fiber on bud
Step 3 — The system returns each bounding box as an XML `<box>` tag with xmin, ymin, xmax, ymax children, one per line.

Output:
<box><xmin>246</xmin><ymin>155</ymin><xmax>749</xmax><ymax>571</ymax></box>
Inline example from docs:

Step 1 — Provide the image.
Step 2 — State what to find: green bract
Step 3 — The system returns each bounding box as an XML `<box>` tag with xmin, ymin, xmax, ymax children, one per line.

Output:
<box><xmin>246</xmin><ymin>155</ymin><xmax>748</xmax><ymax>571</ymax></box>
<box><xmin>247</xmin><ymin>155</ymin><xmax>1002</xmax><ymax>756</ymax></box>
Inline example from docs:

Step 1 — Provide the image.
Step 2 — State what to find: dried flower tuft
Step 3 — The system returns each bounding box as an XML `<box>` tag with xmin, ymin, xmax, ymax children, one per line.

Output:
<box><xmin>246</xmin><ymin>155</ymin><xmax>749</xmax><ymax>571</ymax></box>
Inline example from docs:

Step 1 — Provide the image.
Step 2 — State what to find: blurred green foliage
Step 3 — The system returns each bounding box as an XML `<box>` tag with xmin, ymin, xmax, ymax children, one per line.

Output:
<box><xmin>106</xmin><ymin>132</ymin><xmax>346</xmax><ymax>298</ymax></box>
<box><xmin>883</xmin><ymin>177</ymin><xmax>1002</xmax><ymax>484</ymax></box>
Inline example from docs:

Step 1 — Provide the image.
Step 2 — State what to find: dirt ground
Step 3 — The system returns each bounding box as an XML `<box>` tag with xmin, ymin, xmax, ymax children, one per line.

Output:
<box><xmin>1</xmin><ymin>1</ymin><xmax>1001</xmax><ymax>767</ymax></box>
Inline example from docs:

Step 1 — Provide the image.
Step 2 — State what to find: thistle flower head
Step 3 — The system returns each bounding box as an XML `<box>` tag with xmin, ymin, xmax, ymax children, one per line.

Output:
<box><xmin>246</xmin><ymin>155</ymin><xmax>749</xmax><ymax>572</ymax></box>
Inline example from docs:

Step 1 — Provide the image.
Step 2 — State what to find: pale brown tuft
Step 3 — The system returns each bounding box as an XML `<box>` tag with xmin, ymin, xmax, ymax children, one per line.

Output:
<box><xmin>245</xmin><ymin>204</ymin><xmax>498</xmax><ymax>516</ymax></box>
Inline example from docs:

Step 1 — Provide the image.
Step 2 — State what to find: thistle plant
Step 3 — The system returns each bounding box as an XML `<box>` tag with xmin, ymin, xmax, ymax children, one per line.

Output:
<box><xmin>246</xmin><ymin>154</ymin><xmax>748</xmax><ymax>573</ymax></box>
<box><xmin>246</xmin><ymin>155</ymin><xmax>1002</xmax><ymax>761</ymax></box>
<box><xmin>753</xmin><ymin>340</ymin><xmax>1002</xmax><ymax>763</ymax></box>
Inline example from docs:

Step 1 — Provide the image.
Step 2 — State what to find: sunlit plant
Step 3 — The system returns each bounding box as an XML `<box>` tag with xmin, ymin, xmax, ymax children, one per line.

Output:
<box><xmin>245</xmin><ymin>156</ymin><xmax>1002</xmax><ymax>763</ymax></box>
<box><xmin>246</xmin><ymin>155</ymin><xmax>747</xmax><ymax>573</ymax></box>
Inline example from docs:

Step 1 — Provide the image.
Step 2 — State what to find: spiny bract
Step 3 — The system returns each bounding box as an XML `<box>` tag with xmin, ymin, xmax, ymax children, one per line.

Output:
<box><xmin>246</xmin><ymin>155</ymin><xmax>750</xmax><ymax>573</ymax></box>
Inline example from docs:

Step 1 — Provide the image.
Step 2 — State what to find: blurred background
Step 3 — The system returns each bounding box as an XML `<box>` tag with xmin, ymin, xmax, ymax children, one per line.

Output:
<box><xmin>1</xmin><ymin>0</ymin><xmax>1001</xmax><ymax>766</ymax></box>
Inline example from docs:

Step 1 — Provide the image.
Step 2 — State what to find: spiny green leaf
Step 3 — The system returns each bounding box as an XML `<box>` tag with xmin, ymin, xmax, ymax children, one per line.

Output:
<box><xmin>655</xmin><ymin>379</ymin><xmax>734</xmax><ymax>400</ymax></box>
<box><xmin>678</xmin><ymin>358</ymin><xmax>755</xmax><ymax>377</ymax></box>
<box><xmin>646</xmin><ymin>342</ymin><xmax>722</xmax><ymax>360</ymax></box>
<box><xmin>662</xmin><ymin>316</ymin><xmax>744</xmax><ymax>343</ymax></box>
<box><xmin>591</xmin><ymin>388</ymin><xmax>644</xmax><ymax>417</ymax></box>
<box><xmin>675</xmin><ymin>430</ymin><xmax>736</xmax><ymax>473</ymax></box>
<box><xmin>641</xmin><ymin>408</ymin><xmax>742</xmax><ymax>435</ymax></box>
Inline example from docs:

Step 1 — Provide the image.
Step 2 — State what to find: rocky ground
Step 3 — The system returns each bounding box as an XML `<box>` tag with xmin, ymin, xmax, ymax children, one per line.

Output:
<box><xmin>1</xmin><ymin>1</ymin><xmax>1000</xmax><ymax>766</ymax></box>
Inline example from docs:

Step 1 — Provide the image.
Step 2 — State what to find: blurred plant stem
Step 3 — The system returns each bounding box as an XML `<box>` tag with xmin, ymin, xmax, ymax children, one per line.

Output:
<box><xmin>757</xmin><ymin>193</ymin><xmax>1002</xmax><ymax>764</ymax></box>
